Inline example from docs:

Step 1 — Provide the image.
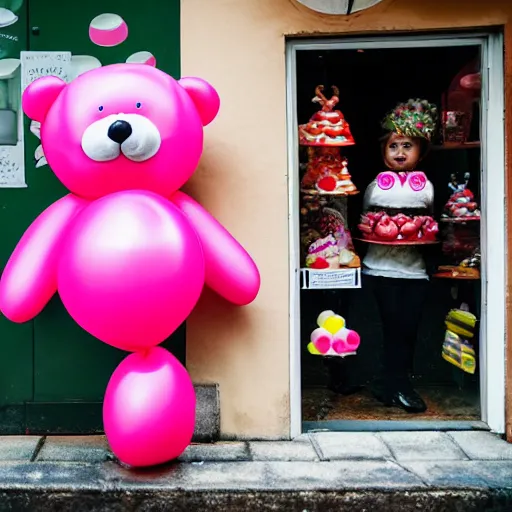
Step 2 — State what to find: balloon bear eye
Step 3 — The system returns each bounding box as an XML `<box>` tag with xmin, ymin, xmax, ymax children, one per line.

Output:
<box><xmin>98</xmin><ymin>106</ymin><xmax>104</xmax><ymax>112</ymax></box>
<box><xmin>136</xmin><ymin>102</ymin><xmax>142</xmax><ymax>108</ymax></box>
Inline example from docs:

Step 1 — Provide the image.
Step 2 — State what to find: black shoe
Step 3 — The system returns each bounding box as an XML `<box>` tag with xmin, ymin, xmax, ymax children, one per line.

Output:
<box><xmin>389</xmin><ymin>388</ymin><xmax>427</xmax><ymax>413</ymax></box>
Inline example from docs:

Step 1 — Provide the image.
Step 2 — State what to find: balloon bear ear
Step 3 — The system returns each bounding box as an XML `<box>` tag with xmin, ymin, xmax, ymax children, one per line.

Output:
<box><xmin>178</xmin><ymin>77</ymin><xmax>220</xmax><ymax>126</ymax></box>
<box><xmin>22</xmin><ymin>76</ymin><xmax>67</xmax><ymax>123</ymax></box>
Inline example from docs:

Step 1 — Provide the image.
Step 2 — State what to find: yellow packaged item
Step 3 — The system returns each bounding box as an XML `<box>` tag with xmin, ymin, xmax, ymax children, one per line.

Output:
<box><xmin>441</xmin><ymin>330</ymin><xmax>476</xmax><ymax>374</ymax></box>
<box><xmin>444</xmin><ymin>309</ymin><xmax>477</xmax><ymax>339</ymax></box>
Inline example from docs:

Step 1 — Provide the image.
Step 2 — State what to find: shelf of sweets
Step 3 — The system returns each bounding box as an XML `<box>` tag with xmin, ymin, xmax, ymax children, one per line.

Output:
<box><xmin>440</xmin><ymin>217</ymin><xmax>480</xmax><ymax>223</ymax></box>
<box><xmin>433</xmin><ymin>272</ymin><xmax>480</xmax><ymax>280</ymax></box>
<box><xmin>432</xmin><ymin>141</ymin><xmax>480</xmax><ymax>151</ymax></box>
<box><xmin>356</xmin><ymin>238</ymin><xmax>439</xmax><ymax>246</ymax></box>
<box><xmin>435</xmin><ymin>247</ymin><xmax>481</xmax><ymax>281</ymax></box>
<box><xmin>300</xmin><ymin>194</ymin><xmax>361</xmax><ymax>284</ymax></box>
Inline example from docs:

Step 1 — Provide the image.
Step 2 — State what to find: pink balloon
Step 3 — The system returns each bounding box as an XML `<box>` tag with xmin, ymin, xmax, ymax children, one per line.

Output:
<box><xmin>58</xmin><ymin>190</ymin><xmax>205</xmax><ymax>351</ymax></box>
<box><xmin>104</xmin><ymin>346</ymin><xmax>195</xmax><ymax>467</ymax></box>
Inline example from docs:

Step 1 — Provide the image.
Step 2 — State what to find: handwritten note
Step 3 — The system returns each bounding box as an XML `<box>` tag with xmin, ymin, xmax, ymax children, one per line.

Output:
<box><xmin>20</xmin><ymin>51</ymin><xmax>71</xmax><ymax>90</ymax></box>
<box><xmin>301</xmin><ymin>268</ymin><xmax>360</xmax><ymax>289</ymax></box>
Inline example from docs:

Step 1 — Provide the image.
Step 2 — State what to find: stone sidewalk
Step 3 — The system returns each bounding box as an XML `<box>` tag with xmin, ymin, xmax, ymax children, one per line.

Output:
<box><xmin>0</xmin><ymin>431</ymin><xmax>511</xmax><ymax>510</ymax></box>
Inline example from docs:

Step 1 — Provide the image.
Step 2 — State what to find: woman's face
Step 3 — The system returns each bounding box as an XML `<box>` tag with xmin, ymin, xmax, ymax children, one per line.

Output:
<box><xmin>383</xmin><ymin>133</ymin><xmax>422</xmax><ymax>171</ymax></box>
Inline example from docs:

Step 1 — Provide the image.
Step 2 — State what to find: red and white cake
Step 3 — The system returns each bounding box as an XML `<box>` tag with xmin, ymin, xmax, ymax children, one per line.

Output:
<box><xmin>298</xmin><ymin>85</ymin><xmax>355</xmax><ymax>147</ymax></box>
<box><xmin>301</xmin><ymin>147</ymin><xmax>358</xmax><ymax>196</ymax></box>
<box><xmin>442</xmin><ymin>188</ymin><xmax>480</xmax><ymax>221</ymax></box>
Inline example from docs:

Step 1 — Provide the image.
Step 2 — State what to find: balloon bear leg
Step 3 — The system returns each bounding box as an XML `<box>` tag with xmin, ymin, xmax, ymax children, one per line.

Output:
<box><xmin>103</xmin><ymin>346</ymin><xmax>195</xmax><ymax>467</ymax></box>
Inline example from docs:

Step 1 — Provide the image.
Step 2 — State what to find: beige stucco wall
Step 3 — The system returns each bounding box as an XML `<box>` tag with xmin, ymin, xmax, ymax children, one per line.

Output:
<box><xmin>181</xmin><ymin>0</ymin><xmax>511</xmax><ymax>439</ymax></box>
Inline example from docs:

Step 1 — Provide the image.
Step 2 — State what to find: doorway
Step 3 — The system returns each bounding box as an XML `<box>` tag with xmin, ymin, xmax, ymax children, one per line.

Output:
<box><xmin>286</xmin><ymin>33</ymin><xmax>505</xmax><ymax>435</ymax></box>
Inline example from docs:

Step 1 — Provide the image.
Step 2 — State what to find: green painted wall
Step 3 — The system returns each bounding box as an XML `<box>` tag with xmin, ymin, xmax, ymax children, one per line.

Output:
<box><xmin>0</xmin><ymin>0</ymin><xmax>183</xmax><ymax>433</ymax></box>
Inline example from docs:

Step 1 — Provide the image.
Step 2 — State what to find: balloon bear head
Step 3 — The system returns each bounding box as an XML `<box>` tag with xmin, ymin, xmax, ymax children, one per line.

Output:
<box><xmin>22</xmin><ymin>64</ymin><xmax>220</xmax><ymax>200</ymax></box>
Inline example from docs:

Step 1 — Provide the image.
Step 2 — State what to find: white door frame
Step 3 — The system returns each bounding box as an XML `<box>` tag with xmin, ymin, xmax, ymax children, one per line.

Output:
<box><xmin>286</xmin><ymin>32</ymin><xmax>506</xmax><ymax>438</ymax></box>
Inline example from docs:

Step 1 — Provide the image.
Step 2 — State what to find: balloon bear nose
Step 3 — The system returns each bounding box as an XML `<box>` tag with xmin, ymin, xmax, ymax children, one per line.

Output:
<box><xmin>108</xmin><ymin>120</ymin><xmax>133</xmax><ymax>144</ymax></box>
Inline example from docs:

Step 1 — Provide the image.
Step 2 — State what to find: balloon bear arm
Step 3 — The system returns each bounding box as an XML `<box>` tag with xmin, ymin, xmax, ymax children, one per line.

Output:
<box><xmin>171</xmin><ymin>191</ymin><xmax>260</xmax><ymax>305</ymax></box>
<box><xmin>0</xmin><ymin>194</ymin><xmax>89</xmax><ymax>322</ymax></box>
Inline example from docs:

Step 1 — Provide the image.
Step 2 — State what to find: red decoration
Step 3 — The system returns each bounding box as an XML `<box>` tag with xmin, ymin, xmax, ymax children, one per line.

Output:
<box><xmin>358</xmin><ymin>211</ymin><xmax>439</xmax><ymax>243</ymax></box>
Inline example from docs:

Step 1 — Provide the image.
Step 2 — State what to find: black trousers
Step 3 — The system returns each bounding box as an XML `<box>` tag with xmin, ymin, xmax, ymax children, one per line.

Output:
<box><xmin>364</xmin><ymin>274</ymin><xmax>428</xmax><ymax>389</ymax></box>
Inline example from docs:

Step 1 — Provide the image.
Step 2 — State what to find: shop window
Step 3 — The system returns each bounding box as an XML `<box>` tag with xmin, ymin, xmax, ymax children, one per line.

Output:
<box><xmin>295</xmin><ymin>43</ymin><xmax>487</xmax><ymax>426</ymax></box>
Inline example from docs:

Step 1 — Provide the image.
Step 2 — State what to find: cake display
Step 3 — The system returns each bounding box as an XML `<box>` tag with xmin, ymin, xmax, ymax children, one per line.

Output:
<box><xmin>299</xmin><ymin>85</ymin><xmax>358</xmax><ymax>196</ymax></box>
<box><xmin>301</xmin><ymin>197</ymin><xmax>360</xmax><ymax>269</ymax></box>
<box><xmin>301</xmin><ymin>146</ymin><xmax>358</xmax><ymax>195</ymax></box>
<box><xmin>358</xmin><ymin>171</ymin><xmax>439</xmax><ymax>244</ymax></box>
<box><xmin>298</xmin><ymin>84</ymin><xmax>361</xmax><ymax>277</ymax></box>
<box><xmin>441</xmin><ymin>172</ymin><xmax>480</xmax><ymax>221</ymax></box>
<box><xmin>299</xmin><ymin>85</ymin><xmax>355</xmax><ymax>147</ymax></box>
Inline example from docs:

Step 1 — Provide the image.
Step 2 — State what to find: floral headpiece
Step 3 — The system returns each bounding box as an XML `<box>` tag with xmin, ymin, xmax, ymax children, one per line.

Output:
<box><xmin>382</xmin><ymin>99</ymin><xmax>438</xmax><ymax>141</ymax></box>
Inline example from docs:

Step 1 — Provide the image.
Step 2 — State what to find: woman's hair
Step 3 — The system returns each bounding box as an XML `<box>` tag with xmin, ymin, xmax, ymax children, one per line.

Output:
<box><xmin>381</xmin><ymin>98</ymin><xmax>438</xmax><ymax>141</ymax></box>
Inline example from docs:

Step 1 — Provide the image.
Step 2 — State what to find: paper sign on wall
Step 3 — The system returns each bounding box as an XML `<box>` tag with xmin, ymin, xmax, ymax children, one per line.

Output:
<box><xmin>20</xmin><ymin>51</ymin><xmax>71</xmax><ymax>90</ymax></box>
<box><xmin>301</xmin><ymin>268</ymin><xmax>361</xmax><ymax>289</ymax></box>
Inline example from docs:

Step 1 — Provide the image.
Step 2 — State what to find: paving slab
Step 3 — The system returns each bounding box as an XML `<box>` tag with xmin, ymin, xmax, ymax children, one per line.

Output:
<box><xmin>404</xmin><ymin>460</ymin><xmax>512</xmax><ymax>489</ymax></box>
<box><xmin>36</xmin><ymin>436</ymin><xmax>112</xmax><ymax>463</ymax></box>
<box><xmin>0</xmin><ymin>461</ymin><xmax>104</xmax><ymax>490</ymax></box>
<box><xmin>0</xmin><ymin>436</ymin><xmax>42</xmax><ymax>461</ymax></box>
<box><xmin>100</xmin><ymin>460</ymin><xmax>270</xmax><ymax>490</ymax></box>
<box><xmin>248</xmin><ymin>441</ymin><xmax>319</xmax><ymax>461</ymax></box>
<box><xmin>265</xmin><ymin>460</ymin><xmax>425</xmax><ymax>490</ymax></box>
<box><xmin>378</xmin><ymin>431</ymin><xmax>468</xmax><ymax>462</ymax></box>
<box><xmin>312</xmin><ymin>432</ymin><xmax>392</xmax><ymax>460</ymax></box>
<box><xmin>178</xmin><ymin>442</ymin><xmax>249</xmax><ymax>462</ymax></box>
<box><xmin>447</xmin><ymin>431</ymin><xmax>512</xmax><ymax>460</ymax></box>
<box><xmin>476</xmin><ymin>461</ymin><xmax>512</xmax><ymax>489</ymax></box>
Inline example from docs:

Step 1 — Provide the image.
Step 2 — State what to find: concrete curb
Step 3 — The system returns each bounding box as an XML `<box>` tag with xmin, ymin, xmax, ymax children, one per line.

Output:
<box><xmin>0</xmin><ymin>460</ymin><xmax>510</xmax><ymax>511</ymax></box>
<box><xmin>0</xmin><ymin>488</ymin><xmax>510</xmax><ymax>512</ymax></box>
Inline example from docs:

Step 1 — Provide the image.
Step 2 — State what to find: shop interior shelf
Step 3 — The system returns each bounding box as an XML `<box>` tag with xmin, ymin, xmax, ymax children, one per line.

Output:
<box><xmin>433</xmin><ymin>273</ymin><xmax>480</xmax><ymax>280</ymax></box>
<box><xmin>440</xmin><ymin>217</ymin><xmax>480</xmax><ymax>223</ymax></box>
<box><xmin>301</xmin><ymin>267</ymin><xmax>361</xmax><ymax>290</ymax></box>
<box><xmin>432</xmin><ymin>141</ymin><xmax>480</xmax><ymax>150</ymax></box>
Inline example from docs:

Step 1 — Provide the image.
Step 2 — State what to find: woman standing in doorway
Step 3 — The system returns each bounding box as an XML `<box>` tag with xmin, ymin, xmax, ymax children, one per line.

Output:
<box><xmin>360</xmin><ymin>99</ymin><xmax>438</xmax><ymax>413</ymax></box>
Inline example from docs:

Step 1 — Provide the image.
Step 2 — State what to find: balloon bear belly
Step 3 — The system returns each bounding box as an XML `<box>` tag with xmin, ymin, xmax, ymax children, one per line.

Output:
<box><xmin>57</xmin><ymin>191</ymin><xmax>205</xmax><ymax>351</ymax></box>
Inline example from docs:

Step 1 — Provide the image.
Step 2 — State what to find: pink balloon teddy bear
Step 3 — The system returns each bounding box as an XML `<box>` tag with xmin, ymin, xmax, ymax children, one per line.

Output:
<box><xmin>0</xmin><ymin>64</ymin><xmax>260</xmax><ymax>467</ymax></box>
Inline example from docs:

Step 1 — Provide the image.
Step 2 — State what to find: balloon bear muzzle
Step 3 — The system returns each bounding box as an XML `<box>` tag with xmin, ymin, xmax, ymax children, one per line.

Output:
<box><xmin>81</xmin><ymin>113</ymin><xmax>162</xmax><ymax>163</ymax></box>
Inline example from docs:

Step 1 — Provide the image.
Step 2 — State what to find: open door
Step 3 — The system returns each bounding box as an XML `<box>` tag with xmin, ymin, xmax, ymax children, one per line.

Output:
<box><xmin>287</xmin><ymin>32</ymin><xmax>505</xmax><ymax>436</ymax></box>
